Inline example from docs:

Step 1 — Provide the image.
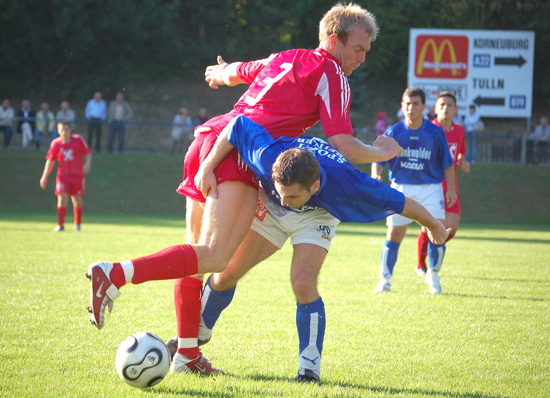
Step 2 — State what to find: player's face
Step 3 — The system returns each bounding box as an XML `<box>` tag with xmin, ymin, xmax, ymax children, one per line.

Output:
<box><xmin>274</xmin><ymin>181</ymin><xmax>318</xmax><ymax>209</ymax></box>
<box><xmin>436</xmin><ymin>96</ymin><xmax>456</xmax><ymax>122</ymax></box>
<box><xmin>332</xmin><ymin>27</ymin><xmax>372</xmax><ymax>76</ymax></box>
<box><xmin>401</xmin><ymin>95</ymin><xmax>426</xmax><ymax>125</ymax></box>
<box><xmin>58</xmin><ymin>124</ymin><xmax>72</xmax><ymax>142</ymax></box>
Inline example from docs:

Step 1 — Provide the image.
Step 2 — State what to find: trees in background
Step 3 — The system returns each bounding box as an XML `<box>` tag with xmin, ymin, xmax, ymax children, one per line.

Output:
<box><xmin>1</xmin><ymin>0</ymin><xmax>548</xmax><ymax>106</ymax></box>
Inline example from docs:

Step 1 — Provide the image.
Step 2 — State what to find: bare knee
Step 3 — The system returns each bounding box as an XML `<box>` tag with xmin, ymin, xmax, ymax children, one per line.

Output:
<box><xmin>291</xmin><ymin>275</ymin><xmax>319</xmax><ymax>304</ymax></box>
<box><xmin>210</xmin><ymin>271</ymin><xmax>239</xmax><ymax>291</ymax></box>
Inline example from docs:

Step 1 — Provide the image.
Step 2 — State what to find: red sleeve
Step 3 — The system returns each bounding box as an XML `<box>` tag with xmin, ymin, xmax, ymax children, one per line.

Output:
<box><xmin>316</xmin><ymin>59</ymin><xmax>354</xmax><ymax>138</ymax></box>
<box><xmin>76</xmin><ymin>135</ymin><xmax>91</xmax><ymax>155</ymax></box>
<box><xmin>236</xmin><ymin>54</ymin><xmax>275</xmax><ymax>85</ymax></box>
<box><xmin>458</xmin><ymin>126</ymin><xmax>466</xmax><ymax>156</ymax></box>
<box><xmin>45</xmin><ymin>141</ymin><xmax>59</xmax><ymax>160</ymax></box>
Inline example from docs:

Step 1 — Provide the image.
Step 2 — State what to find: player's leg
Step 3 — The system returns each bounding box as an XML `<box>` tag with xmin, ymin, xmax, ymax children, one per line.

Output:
<box><xmin>416</xmin><ymin>229</ymin><xmax>430</xmax><ymax>276</ymax></box>
<box><xmin>54</xmin><ymin>191</ymin><xmax>69</xmax><ymax>232</ymax></box>
<box><xmin>200</xmin><ymin>229</ymin><xmax>279</xmax><ymax>344</ymax></box>
<box><xmin>291</xmin><ymin>243</ymin><xmax>327</xmax><ymax>383</ymax></box>
<box><xmin>374</xmin><ymin>223</ymin><xmax>408</xmax><ymax>293</ymax></box>
<box><xmin>445</xmin><ymin>211</ymin><xmax>460</xmax><ymax>241</ymax></box>
<box><xmin>71</xmin><ymin>195</ymin><xmax>83</xmax><ymax>231</ymax></box>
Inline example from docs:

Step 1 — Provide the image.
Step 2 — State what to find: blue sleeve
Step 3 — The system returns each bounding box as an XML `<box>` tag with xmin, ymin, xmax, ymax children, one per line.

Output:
<box><xmin>226</xmin><ymin>116</ymin><xmax>275</xmax><ymax>177</ymax></box>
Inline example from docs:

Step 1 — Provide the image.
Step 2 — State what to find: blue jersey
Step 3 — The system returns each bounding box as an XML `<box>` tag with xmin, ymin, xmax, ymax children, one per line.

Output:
<box><xmin>378</xmin><ymin>119</ymin><xmax>454</xmax><ymax>184</ymax></box>
<box><xmin>226</xmin><ymin>116</ymin><xmax>405</xmax><ymax>223</ymax></box>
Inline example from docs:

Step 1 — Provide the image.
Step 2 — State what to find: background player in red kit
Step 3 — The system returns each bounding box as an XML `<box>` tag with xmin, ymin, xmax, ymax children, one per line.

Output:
<box><xmin>416</xmin><ymin>91</ymin><xmax>470</xmax><ymax>276</ymax></box>
<box><xmin>87</xmin><ymin>3</ymin><xmax>402</xmax><ymax>375</ymax></box>
<box><xmin>40</xmin><ymin>122</ymin><xmax>91</xmax><ymax>232</ymax></box>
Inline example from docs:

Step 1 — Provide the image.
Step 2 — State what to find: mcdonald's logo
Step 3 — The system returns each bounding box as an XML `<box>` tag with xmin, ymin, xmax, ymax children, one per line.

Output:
<box><xmin>415</xmin><ymin>35</ymin><xmax>469</xmax><ymax>79</ymax></box>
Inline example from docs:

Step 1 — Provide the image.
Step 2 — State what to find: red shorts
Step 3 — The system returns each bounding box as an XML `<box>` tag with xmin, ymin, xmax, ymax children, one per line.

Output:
<box><xmin>56</xmin><ymin>174</ymin><xmax>85</xmax><ymax>196</ymax></box>
<box><xmin>176</xmin><ymin>130</ymin><xmax>259</xmax><ymax>203</ymax></box>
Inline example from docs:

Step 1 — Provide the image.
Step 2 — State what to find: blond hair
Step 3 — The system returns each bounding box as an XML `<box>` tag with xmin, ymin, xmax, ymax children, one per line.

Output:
<box><xmin>319</xmin><ymin>3</ymin><xmax>379</xmax><ymax>44</ymax></box>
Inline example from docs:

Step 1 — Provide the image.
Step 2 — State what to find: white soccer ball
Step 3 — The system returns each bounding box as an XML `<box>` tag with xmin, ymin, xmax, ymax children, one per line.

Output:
<box><xmin>115</xmin><ymin>332</ymin><xmax>171</xmax><ymax>388</ymax></box>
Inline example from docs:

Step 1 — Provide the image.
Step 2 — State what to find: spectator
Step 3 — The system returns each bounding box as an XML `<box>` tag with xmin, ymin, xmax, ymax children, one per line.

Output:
<box><xmin>16</xmin><ymin>99</ymin><xmax>36</xmax><ymax>150</ymax></box>
<box><xmin>56</xmin><ymin>100</ymin><xmax>75</xmax><ymax>129</ymax></box>
<box><xmin>375</xmin><ymin>111</ymin><xmax>387</xmax><ymax>137</ymax></box>
<box><xmin>85</xmin><ymin>92</ymin><xmax>106</xmax><ymax>152</ymax></box>
<box><xmin>36</xmin><ymin>102</ymin><xmax>57</xmax><ymax>146</ymax></box>
<box><xmin>532</xmin><ymin>116</ymin><xmax>549</xmax><ymax>140</ymax></box>
<box><xmin>194</xmin><ymin>107</ymin><xmax>208</xmax><ymax>127</ymax></box>
<box><xmin>106</xmin><ymin>92</ymin><xmax>133</xmax><ymax>154</ymax></box>
<box><xmin>0</xmin><ymin>98</ymin><xmax>14</xmax><ymax>149</ymax></box>
<box><xmin>463</xmin><ymin>104</ymin><xmax>483</xmax><ymax>163</ymax></box>
<box><xmin>426</xmin><ymin>105</ymin><xmax>436</xmax><ymax>120</ymax></box>
<box><xmin>170</xmin><ymin>107</ymin><xmax>193</xmax><ymax>155</ymax></box>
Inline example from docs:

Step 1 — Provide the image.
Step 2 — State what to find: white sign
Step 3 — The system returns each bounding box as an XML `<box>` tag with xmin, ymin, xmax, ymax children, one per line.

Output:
<box><xmin>408</xmin><ymin>29</ymin><xmax>535</xmax><ymax>118</ymax></box>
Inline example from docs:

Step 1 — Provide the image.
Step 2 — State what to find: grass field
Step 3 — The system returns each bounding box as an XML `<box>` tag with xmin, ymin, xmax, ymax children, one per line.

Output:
<box><xmin>1</xmin><ymin>150</ymin><xmax>549</xmax><ymax>397</ymax></box>
<box><xmin>0</xmin><ymin>212</ymin><xmax>549</xmax><ymax>397</ymax></box>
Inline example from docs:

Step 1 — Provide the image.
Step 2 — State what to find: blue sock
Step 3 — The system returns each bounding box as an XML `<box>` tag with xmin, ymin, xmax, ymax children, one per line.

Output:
<box><xmin>380</xmin><ymin>240</ymin><xmax>400</xmax><ymax>280</ymax></box>
<box><xmin>201</xmin><ymin>277</ymin><xmax>236</xmax><ymax>330</ymax></box>
<box><xmin>427</xmin><ymin>242</ymin><xmax>446</xmax><ymax>272</ymax></box>
<box><xmin>296</xmin><ymin>297</ymin><xmax>325</xmax><ymax>376</ymax></box>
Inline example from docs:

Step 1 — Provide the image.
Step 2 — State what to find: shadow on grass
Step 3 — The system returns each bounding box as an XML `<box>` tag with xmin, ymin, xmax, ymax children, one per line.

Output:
<box><xmin>446</xmin><ymin>274</ymin><xmax>550</xmax><ymax>285</ymax></box>
<box><xmin>445</xmin><ymin>291</ymin><xmax>547</xmax><ymax>302</ymax></box>
<box><xmin>154</xmin><ymin>373</ymin><xmax>508</xmax><ymax>398</ymax></box>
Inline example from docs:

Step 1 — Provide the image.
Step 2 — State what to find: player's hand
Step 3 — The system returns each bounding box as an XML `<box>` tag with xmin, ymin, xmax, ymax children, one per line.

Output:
<box><xmin>371</xmin><ymin>173</ymin><xmax>382</xmax><ymax>182</ymax></box>
<box><xmin>83</xmin><ymin>164</ymin><xmax>91</xmax><ymax>175</ymax></box>
<box><xmin>40</xmin><ymin>177</ymin><xmax>47</xmax><ymax>190</ymax></box>
<box><xmin>426</xmin><ymin>221</ymin><xmax>450</xmax><ymax>245</ymax></box>
<box><xmin>445</xmin><ymin>188</ymin><xmax>458</xmax><ymax>208</ymax></box>
<box><xmin>373</xmin><ymin>135</ymin><xmax>402</xmax><ymax>161</ymax></box>
<box><xmin>459</xmin><ymin>159</ymin><xmax>471</xmax><ymax>174</ymax></box>
<box><xmin>205</xmin><ymin>55</ymin><xmax>229</xmax><ymax>89</ymax></box>
<box><xmin>194</xmin><ymin>163</ymin><xmax>218</xmax><ymax>199</ymax></box>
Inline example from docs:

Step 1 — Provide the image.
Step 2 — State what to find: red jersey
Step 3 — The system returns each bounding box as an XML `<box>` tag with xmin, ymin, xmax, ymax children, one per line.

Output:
<box><xmin>432</xmin><ymin>119</ymin><xmax>466</xmax><ymax>192</ymax></box>
<box><xmin>198</xmin><ymin>48</ymin><xmax>354</xmax><ymax>140</ymax></box>
<box><xmin>46</xmin><ymin>135</ymin><xmax>91</xmax><ymax>177</ymax></box>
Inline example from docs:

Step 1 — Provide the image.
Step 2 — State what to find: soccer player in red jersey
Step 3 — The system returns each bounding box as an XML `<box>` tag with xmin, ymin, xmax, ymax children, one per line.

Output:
<box><xmin>416</xmin><ymin>91</ymin><xmax>470</xmax><ymax>276</ymax></box>
<box><xmin>86</xmin><ymin>3</ymin><xmax>402</xmax><ymax>375</ymax></box>
<box><xmin>40</xmin><ymin>122</ymin><xmax>92</xmax><ymax>232</ymax></box>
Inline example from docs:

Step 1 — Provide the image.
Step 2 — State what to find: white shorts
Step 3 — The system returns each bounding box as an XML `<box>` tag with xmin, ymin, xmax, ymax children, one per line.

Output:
<box><xmin>386</xmin><ymin>182</ymin><xmax>445</xmax><ymax>226</ymax></box>
<box><xmin>251</xmin><ymin>195</ymin><xmax>340</xmax><ymax>251</ymax></box>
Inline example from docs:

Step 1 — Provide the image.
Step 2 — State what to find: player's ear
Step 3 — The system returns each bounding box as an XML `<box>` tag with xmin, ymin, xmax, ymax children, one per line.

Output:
<box><xmin>311</xmin><ymin>180</ymin><xmax>320</xmax><ymax>194</ymax></box>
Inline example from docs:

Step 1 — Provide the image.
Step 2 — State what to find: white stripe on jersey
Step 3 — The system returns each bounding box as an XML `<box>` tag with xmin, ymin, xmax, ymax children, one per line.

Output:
<box><xmin>328</xmin><ymin>59</ymin><xmax>350</xmax><ymax>117</ymax></box>
<box><xmin>315</xmin><ymin>73</ymin><xmax>331</xmax><ymax>119</ymax></box>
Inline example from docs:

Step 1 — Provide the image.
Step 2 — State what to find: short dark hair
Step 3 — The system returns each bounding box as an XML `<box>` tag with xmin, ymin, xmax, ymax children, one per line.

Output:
<box><xmin>272</xmin><ymin>148</ymin><xmax>320</xmax><ymax>190</ymax></box>
<box><xmin>403</xmin><ymin>87</ymin><xmax>426</xmax><ymax>104</ymax></box>
<box><xmin>436</xmin><ymin>91</ymin><xmax>456</xmax><ymax>105</ymax></box>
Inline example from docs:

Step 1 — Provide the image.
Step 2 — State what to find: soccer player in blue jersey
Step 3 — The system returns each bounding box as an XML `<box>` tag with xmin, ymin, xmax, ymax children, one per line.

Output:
<box><xmin>371</xmin><ymin>87</ymin><xmax>456</xmax><ymax>294</ymax></box>
<box><xmin>185</xmin><ymin>115</ymin><xmax>449</xmax><ymax>382</ymax></box>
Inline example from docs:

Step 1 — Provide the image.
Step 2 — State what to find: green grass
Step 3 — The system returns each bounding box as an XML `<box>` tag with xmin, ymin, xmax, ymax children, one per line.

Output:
<box><xmin>0</xmin><ymin>212</ymin><xmax>549</xmax><ymax>397</ymax></box>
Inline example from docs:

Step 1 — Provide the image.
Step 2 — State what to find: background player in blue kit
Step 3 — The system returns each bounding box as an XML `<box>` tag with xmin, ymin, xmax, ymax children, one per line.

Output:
<box><xmin>186</xmin><ymin>115</ymin><xmax>450</xmax><ymax>381</ymax></box>
<box><xmin>371</xmin><ymin>87</ymin><xmax>456</xmax><ymax>294</ymax></box>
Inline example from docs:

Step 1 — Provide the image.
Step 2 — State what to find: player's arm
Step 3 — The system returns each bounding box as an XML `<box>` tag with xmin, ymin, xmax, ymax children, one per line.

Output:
<box><xmin>40</xmin><ymin>159</ymin><xmax>56</xmax><ymax>190</ymax></box>
<box><xmin>444</xmin><ymin>165</ymin><xmax>457</xmax><ymax>207</ymax></box>
<box><xmin>83</xmin><ymin>153</ymin><xmax>92</xmax><ymax>175</ymax></box>
<box><xmin>205</xmin><ymin>56</ymin><xmax>245</xmax><ymax>89</ymax></box>
<box><xmin>400</xmin><ymin>196</ymin><xmax>450</xmax><ymax>245</ymax></box>
<box><xmin>371</xmin><ymin>162</ymin><xmax>384</xmax><ymax>181</ymax></box>
<box><xmin>329</xmin><ymin>134</ymin><xmax>402</xmax><ymax>164</ymax></box>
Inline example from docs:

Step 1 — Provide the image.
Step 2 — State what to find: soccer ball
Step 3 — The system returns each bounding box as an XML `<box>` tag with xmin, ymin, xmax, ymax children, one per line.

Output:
<box><xmin>115</xmin><ymin>332</ymin><xmax>171</xmax><ymax>388</ymax></box>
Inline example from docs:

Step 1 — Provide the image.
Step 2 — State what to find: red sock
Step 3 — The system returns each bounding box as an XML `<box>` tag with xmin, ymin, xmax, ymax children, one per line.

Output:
<box><xmin>446</xmin><ymin>231</ymin><xmax>456</xmax><ymax>242</ymax></box>
<box><xmin>110</xmin><ymin>262</ymin><xmax>126</xmax><ymax>289</ymax></box>
<box><xmin>57</xmin><ymin>207</ymin><xmax>66</xmax><ymax>227</ymax></box>
<box><xmin>174</xmin><ymin>277</ymin><xmax>202</xmax><ymax>359</ymax></box>
<box><xmin>417</xmin><ymin>231</ymin><xmax>429</xmax><ymax>268</ymax></box>
<box><xmin>131</xmin><ymin>244</ymin><xmax>198</xmax><ymax>285</ymax></box>
<box><xmin>74</xmin><ymin>207</ymin><xmax>83</xmax><ymax>226</ymax></box>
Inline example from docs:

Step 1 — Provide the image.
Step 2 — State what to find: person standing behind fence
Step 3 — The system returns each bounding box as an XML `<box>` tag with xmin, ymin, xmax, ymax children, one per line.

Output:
<box><xmin>16</xmin><ymin>99</ymin><xmax>36</xmax><ymax>150</ymax></box>
<box><xmin>85</xmin><ymin>92</ymin><xmax>106</xmax><ymax>152</ymax></box>
<box><xmin>56</xmin><ymin>101</ymin><xmax>75</xmax><ymax>130</ymax></box>
<box><xmin>416</xmin><ymin>91</ymin><xmax>470</xmax><ymax>277</ymax></box>
<box><xmin>170</xmin><ymin>107</ymin><xmax>193</xmax><ymax>155</ymax></box>
<box><xmin>375</xmin><ymin>111</ymin><xmax>387</xmax><ymax>137</ymax></box>
<box><xmin>0</xmin><ymin>98</ymin><xmax>14</xmax><ymax>149</ymax></box>
<box><xmin>531</xmin><ymin>116</ymin><xmax>550</xmax><ymax>164</ymax></box>
<box><xmin>194</xmin><ymin>107</ymin><xmax>208</xmax><ymax>127</ymax></box>
<box><xmin>107</xmin><ymin>92</ymin><xmax>133</xmax><ymax>154</ymax></box>
<box><xmin>36</xmin><ymin>102</ymin><xmax>57</xmax><ymax>146</ymax></box>
<box><xmin>463</xmin><ymin>104</ymin><xmax>483</xmax><ymax>164</ymax></box>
